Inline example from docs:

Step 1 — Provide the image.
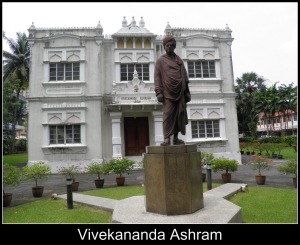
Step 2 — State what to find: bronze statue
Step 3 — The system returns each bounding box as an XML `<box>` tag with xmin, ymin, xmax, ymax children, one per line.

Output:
<box><xmin>154</xmin><ymin>35</ymin><xmax>191</xmax><ymax>146</ymax></box>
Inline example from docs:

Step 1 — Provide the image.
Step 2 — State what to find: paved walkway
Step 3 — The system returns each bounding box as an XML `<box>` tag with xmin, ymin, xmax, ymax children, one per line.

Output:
<box><xmin>4</xmin><ymin>155</ymin><xmax>296</xmax><ymax>208</ymax></box>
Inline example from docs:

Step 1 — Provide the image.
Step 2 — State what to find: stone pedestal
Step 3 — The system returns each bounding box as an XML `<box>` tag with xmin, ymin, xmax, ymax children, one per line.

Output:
<box><xmin>144</xmin><ymin>144</ymin><xmax>204</xmax><ymax>215</ymax></box>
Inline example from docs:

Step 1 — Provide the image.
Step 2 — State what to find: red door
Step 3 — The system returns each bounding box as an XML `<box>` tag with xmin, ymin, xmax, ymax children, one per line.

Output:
<box><xmin>124</xmin><ymin>117</ymin><xmax>149</xmax><ymax>156</ymax></box>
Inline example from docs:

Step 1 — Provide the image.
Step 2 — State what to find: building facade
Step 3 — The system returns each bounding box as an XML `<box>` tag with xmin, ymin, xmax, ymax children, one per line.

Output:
<box><xmin>27</xmin><ymin>17</ymin><xmax>241</xmax><ymax>172</ymax></box>
<box><xmin>257</xmin><ymin>110</ymin><xmax>298</xmax><ymax>136</ymax></box>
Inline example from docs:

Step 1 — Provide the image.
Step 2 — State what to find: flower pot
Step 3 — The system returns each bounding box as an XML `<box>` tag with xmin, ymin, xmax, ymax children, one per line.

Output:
<box><xmin>240</xmin><ymin>151</ymin><xmax>244</xmax><ymax>155</ymax></box>
<box><xmin>246</xmin><ymin>152</ymin><xmax>251</xmax><ymax>155</ymax></box>
<box><xmin>277</xmin><ymin>154</ymin><xmax>283</xmax><ymax>159</ymax></box>
<box><xmin>72</xmin><ymin>181</ymin><xmax>79</xmax><ymax>191</ymax></box>
<box><xmin>116</xmin><ymin>176</ymin><xmax>125</xmax><ymax>186</ymax></box>
<box><xmin>255</xmin><ymin>175</ymin><xmax>266</xmax><ymax>185</ymax></box>
<box><xmin>94</xmin><ymin>179</ymin><xmax>104</xmax><ymax>188</ymax></box>
<box><xmin>221</xmin><ymin>173</ymin><xmax>231</xmax><ymax>183</ymax></box>
<box><xmin>272</xmin><ymin>154</ymin><xmax>277</xmax><ymax>159</ymax></box>
<box><xmin>3</xmin><ymin>193</ymin><xmax>13</xmax><ymax>207</ymax></box>
<box><xmin>32</xmin><ymin>186</ymin><xmax>44</xmax><ymax>197</ymax></box>
<box><xmin>293</xmin><ymin>177</ymin><xmax>297</xmax><ymax>188</ymax></box>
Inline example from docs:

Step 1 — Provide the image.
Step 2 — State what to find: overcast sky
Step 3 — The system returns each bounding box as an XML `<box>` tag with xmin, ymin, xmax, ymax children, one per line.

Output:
<box><xmin>2</xmin><ymin>2</ymin><xmax>297</xmax><ymax>87</ymax></box>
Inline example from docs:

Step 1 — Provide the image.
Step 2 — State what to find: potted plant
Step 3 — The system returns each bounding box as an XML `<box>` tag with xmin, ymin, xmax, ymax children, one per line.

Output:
<box><xmin>200</xmin><ymin>151</ymin><xmax>215</xmax><ymax>182</ymax></box>
<box><xmin>239</xmin><ymin>142</ymin><xmax>246</xmax><ymax>154</ymax></box>
<box><xmin>249</xmin><ymin>155</ymin><xmax>273</xmax><ymax>185</ymax></box>
<box><xmin>57</xmin><ymin>164</ymin><xmax>82</xmax><ymax>191</ymax></box>
<box><xmin>3</xmin><ymin>163</ymin><xmax>21</xmax><ymax>207</ymax></box>
<box><xmin>275</xmin><ymin>143</ymin><xmax>286</xmax><ymax>159</ymax></box>
<box><xmin>22</xmin><ymin>161</ymin><xmax>51</xmax><ymax>197</ymax></box>
<box><xmin>211</xmin><ymin>157</ymin><xmax>238</xmax><ymax>183</ymax></box>
<box><xmin>277</xmin><ymin>159</ymin><xmax>297</xmax><ymax>188</ymax></box>
<box><xmin>107</xmin><ymin>157</ymin><xmax>135</xmax><ymax>186</ymax></box>
<box><xmin>85</xmin><ymin>161</ymin><xmax>110</xmax><ymax>188</ymax></box>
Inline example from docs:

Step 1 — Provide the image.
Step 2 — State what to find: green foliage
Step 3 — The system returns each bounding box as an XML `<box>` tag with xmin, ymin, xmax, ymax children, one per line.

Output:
<box><xmin>57</xmin><ymin>164</ymin><xmax>82</xmax><ymax>180</ymax></box>
<box><xmin>3</xmin><ymin>32</ymin><xmax>30</xmax><ymax>154</ymax></box>
<box><xmin>22</xmin><ymin>161</ymin><xmax>51</xmax><ymax>187</ymax></box>
<box><xmin>282</xmin><ymin>136</ymin><xmax>297</xmax><ymax>152</ymax></box>
<box><xmin>241</xmin><ymin>137</ymin><xmax>254</xmax><ymax>143</ymax></box>
<box><xmin>107</xmin><ymin>158</ymin><xmax>135</xmax><ymax>177</ymax></box>
<box><xmin>3</xmin><ymin>163</ymin><xmax>22</xmax><ymax>194</ymax></box>
<box><xmin>211</xmin><ymin>157</ymin><xmax>238</xmax><ymax>174</ymax></box>
<box><xmin>277</xmin><ymin>159</ymin><xmax>297</xmax><ymax>178</ymax></box>
<box><xmin>200</xmin><ymin>151</ymin><xmax>215</xmax><ymax>167</ymax></box>
<box><xmin>85</xmin><ymin>162</ymin><xmax>110</xmax><ymax>180</ymax></box>
<box><xmin>274</xmin><ymin>143</ymin><xmax>287</xmax><ymax>155</ymax></box>
<box><xmin>16</xmin><ymin>138</ymin><xmax>27</xmax><ymax>152</ymax></box>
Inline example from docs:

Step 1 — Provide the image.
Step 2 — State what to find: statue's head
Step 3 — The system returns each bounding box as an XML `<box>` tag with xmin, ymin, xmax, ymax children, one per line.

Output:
<box><xmin>163</xmin><ymin>35</ymin><xmax>176</xmax><ymax>49</ymax></box>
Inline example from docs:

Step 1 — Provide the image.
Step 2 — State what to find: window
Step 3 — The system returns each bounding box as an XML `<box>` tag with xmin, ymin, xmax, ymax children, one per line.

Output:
<box><xmin>120</xmin><ymin>64</ymin><xmax>149</xmax><ymax>81</ymax></box>
<box><xmin>191</xmin><ymin>120</ymin><xmax>220</xmax><ymax>138</ymax></box>
<box><xmin>187</xmin><ymin>61</ymin><xmax>216</xmax><ymax>78</ymax></box>
<box><xmin>293</xmin><ymin>114</ymin><xmax>297</xmax><ymax>121</ymax></box>
<box><xmin>50</xmin><ymin>62</ymin><xmax>80</xmax><ymax>81</ymax></box>
<box><xmin>49</xmin><ymin>125</ymin><xmax>81</xmax><ymax>144</ymax></box>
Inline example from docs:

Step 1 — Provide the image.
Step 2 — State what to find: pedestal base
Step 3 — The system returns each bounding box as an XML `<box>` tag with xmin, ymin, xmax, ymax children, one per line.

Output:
<box><xmin>144</xmin><ymin>144</ymin><xmax>203</xmax><ymax>215</ymax></box>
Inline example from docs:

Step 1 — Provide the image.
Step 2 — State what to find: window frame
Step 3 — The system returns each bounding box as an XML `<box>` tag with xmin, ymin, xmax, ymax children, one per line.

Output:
<box><xmin>191</xmin><ymin>120</ymin><xmax>220</xmax><ymax>139</ymax></box>
<box><xmin>187</xmin><ymin>60</ymin><xmax>216</xmax><ymax>78</ymax></box>
<box><xmin>49</xmin><ymin>62</ymin><xmax>80</xmax><ymax>81</ymax></box>
<box><xmin>49</xmin><ymin>124</ymin><xmax>81</xmax><ymax>145</ymax></box>
<box><xmin>120</xmin><ymin>63</ymin><xmax>149</xmax><ymax>82</ymax></box>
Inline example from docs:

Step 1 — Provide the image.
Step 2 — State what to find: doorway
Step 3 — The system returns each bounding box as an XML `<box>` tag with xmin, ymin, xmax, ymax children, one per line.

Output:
<box><xmin>124</xmin><ymin>117</ymin><xmax>149</xmax><ymax>156</ymax></box>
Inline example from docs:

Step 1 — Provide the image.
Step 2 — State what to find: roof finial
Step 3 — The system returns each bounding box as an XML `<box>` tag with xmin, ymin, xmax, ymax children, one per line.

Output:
<box><xmin>96</xmin><ymin>21</ymin><xmax>102</xmax><ymax>29</ymax></box>
<box><xmin>139</xmin><ymin>16</ymin><xmax>145</xmax><ymax>27</ymax></box>
<box><xmin>131</xmin><ymin>16</ymin><xmax>136</xmax><ymax>27</ymax></box>
<box><xmin>122</xmin><ymin>16</ymin><xmax>127</xmax><ymax>27</ymax></box>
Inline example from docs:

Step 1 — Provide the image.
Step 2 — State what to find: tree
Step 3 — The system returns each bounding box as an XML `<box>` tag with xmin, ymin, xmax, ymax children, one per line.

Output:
<box><xmin>235</xmin><ymin>72</ymin><xmax>267</xmax><ymax>137</ymax></box>
<box><xmin>3</xmin><ymin>31</ymin><xmax>30</xmax><ymax>153</ymax></box>
<box><xmin>265</xmin><ymin>83</ymin><xmax>282</xmax><ymax>136</ymax></box>
<box><xmin>278</xmin><ymin>83</ymin><xmax>297</xmax><ymax>135</ymax></box>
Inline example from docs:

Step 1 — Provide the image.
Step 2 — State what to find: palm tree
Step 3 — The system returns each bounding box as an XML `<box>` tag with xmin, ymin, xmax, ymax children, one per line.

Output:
<box><xmin>255</xmin><ymin>87</ymin><xmax>271</xmax><ymax>136</ymax></box>
<box><xmin>3</xmin><ymin>31</ymin><xmax>30</xmax><ymax>153</ymax></box>
<box><xmin>235</xmin><ymin>72</ymin><xmax>267</xmax><ymax>137</ymax></box>
<box><xmin>265</xmin><ymin>83</ymin><xmax>282</xmax><ymax>137</ymax></box>
<box><xmin>278</xmin><ymin>83</ymin><xmax>297</xmax><ymax>135</ymax></box>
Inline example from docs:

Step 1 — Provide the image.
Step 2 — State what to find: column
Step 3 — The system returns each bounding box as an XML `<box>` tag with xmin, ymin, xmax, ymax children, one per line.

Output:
<box><xmin>110</xmin><ymin>112</ymin><xmax>122</xmax><ymax>158</ymax></box>
<box><xmin>152</xmin><ymin>111</ymin><xmax>163</xmax><ymax>146</ymax></box>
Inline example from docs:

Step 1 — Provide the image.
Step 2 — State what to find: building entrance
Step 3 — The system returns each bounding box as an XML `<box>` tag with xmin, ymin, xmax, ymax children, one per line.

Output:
<box><xmin>124</xmin><ymin>117</ymin><xmax>149</xmax><ymax>156</ymax></box>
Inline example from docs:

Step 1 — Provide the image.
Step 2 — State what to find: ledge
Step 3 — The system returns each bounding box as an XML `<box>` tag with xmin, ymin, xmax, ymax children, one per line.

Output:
<box><xmin>42</xmin><ymin>145</ymin><xmax>87</xmax><ymax>154</ymax></box>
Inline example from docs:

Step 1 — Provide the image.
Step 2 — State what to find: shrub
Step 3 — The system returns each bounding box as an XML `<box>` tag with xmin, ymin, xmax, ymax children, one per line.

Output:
<box><xmin>277</xmin><ymin>159</ymin><xmax>297</xmax><ymax>178</ymax></box>
<box><xmin>200</xmin><ymin>152</ymin><xmax>215</xmax><ymax>168</ymax></box>
<box><xmin>107</xmin><ymin>158</ymin><xmax>135</xmax><ymax>177</ymax></box>
<box><xmin>3</xmin><ymin>163</ymin><xmax>21</xmax><ymax>194</ymax></box>
<box><xmin>57</xmin><ymin>164</ymin><xmax>82</xmax><ymax>181</ymax></box>
<box><xmin>250</xmin><ymin>155</ymin><xmax>272</xmax><ymax>176</ymax></box>
<box><xmin>22</xmin><ymin>161</ymin><xmax>51</xmax><ymax>187</ymax></box>
<box><xmin>85</xmin><ymin>162</ymin><xmax>110</xmax><ymax>180</ymax></box>
<box><xmin>211</xmin><ymin>157</ymin><xmax>238</xmax><ymax>174</ymax></box>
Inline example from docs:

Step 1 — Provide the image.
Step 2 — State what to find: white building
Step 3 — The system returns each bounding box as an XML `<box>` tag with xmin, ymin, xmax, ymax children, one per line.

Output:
<box><xmin>27</xmin><ymin>17</ymin><xmax>241</xmax><ymax>172</ymax></box>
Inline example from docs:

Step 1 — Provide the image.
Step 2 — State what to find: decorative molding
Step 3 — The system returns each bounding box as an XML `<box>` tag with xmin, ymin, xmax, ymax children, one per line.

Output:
<box><xmin>42</xmin><ymin>145</ymin><xmax>87</xmax><ymax>154</ymax></box>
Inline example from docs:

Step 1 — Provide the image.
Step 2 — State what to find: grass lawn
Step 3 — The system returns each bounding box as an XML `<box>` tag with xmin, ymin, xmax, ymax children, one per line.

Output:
<box><xmin>3</xmin><ymin>199</ymin><xmax>111</xmax><ymax>223</ymax></box>
<box><xmin>3</xmin><ymin>184</ymin><xmax>296</xmax><ymax>224</ymax></box>
<box><xmin>229</xmin><ymin>186</ymin><xmax>297</xmax><ymax>223</ymax></box>
<box><xmin>2</xmin><ymin>153</ymin><xmax>28</xmax><ymax>165</ymax></box>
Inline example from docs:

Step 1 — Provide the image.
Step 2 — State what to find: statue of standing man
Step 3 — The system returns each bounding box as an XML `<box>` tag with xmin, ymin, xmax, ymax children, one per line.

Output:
<box><xmin>154</xmin><ymin>35</ymin><xmax>191</xmax><ymax>146</ymax></box>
